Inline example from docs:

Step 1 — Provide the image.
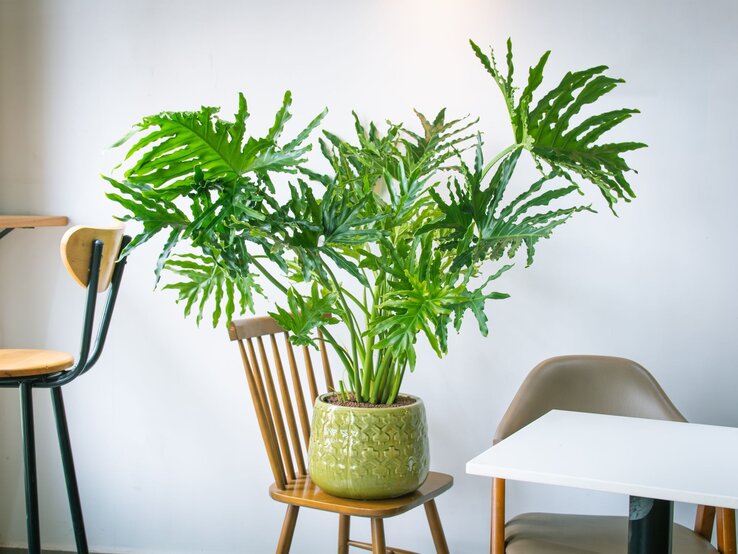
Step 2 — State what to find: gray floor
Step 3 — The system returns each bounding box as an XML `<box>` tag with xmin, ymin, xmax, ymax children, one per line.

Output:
<box><xmin>0</xmin><ymin>550</ymin><xmax>69</xmax><ymax>554</ymax></box>
<box><xmin>0</xmin><ymin>550</ymin><xmax>71</xmax><ymax>554</ymax></box>
<box><xmin>0</xmin><ymin>549</ymin><xmax>107</xmax><ymax>554</ymax></box>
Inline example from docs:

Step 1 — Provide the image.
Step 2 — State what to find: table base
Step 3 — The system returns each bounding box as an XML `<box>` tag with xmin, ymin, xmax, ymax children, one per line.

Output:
<box><xmin>629</xmin><ymin>496</ymin><xmax>673</xmax><ymax>554</ymax></box>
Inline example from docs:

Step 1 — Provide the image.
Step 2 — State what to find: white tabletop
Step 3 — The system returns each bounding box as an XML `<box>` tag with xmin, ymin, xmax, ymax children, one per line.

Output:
<box><xmin>466</xmin><ymin>410</ymin><xmax>738</xmax><ymax>509</ymax></box>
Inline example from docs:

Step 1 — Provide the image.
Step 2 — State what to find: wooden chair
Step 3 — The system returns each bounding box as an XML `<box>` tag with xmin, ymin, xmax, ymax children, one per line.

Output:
<box><xmin>489</xmin><ymin>355</ymin><xmax>737</xmax><ymax>554</ymax></box>
<box><xmin>228</xmin><ymin>315</ymin><xmax>454</xmax><ymax>554</ymax></box>
<box><xmin>0</xmin><ymin>225</ymin><xmax>130</xmax><ymax>554</ymax></box>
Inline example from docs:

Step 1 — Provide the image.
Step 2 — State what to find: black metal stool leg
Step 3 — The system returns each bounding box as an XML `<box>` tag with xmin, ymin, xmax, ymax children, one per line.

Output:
<box><xmin>52</xmin><ymin>387</ymin><xmax>89</xmax><ymax>554</ymax></box>
<box><xmin>20</xmin><ymin>382</ymin><xmax>41</xmax><ymax>554</ymax></box>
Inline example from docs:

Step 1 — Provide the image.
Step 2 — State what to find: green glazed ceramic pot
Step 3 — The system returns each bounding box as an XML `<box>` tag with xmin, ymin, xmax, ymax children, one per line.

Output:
<box><xmin>308</xmin><ymin>393</ymin><xmax>430</xmax><ymax>500</ymax></box>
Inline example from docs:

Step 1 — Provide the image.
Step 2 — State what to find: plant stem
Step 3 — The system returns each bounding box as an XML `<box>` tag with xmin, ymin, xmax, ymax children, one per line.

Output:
<box><xmin>321</xmin><ymin>261</ymin><xmax>365</xmax><ymax>380</ymax></box>
<box><xmin>340</xmin><ymin>287</ymin><xmax>370</xmax><ymax>316</ymax></box>
<box><xmin>386</xmin><ymin>362</ymin><xmax>406</xmax><ymax>405</ymax></box>
<box><xmin>369</xmin><ymin>353</ymin><xmax>392</xmax><ymax>404</ymax></box>
<box><xmin>360</xmin><ymin>319</ymin><xmax>376</xmax><ymax>402</ymax></box>
<box><xmin>481</xmin><ymin>143</ymin><xmax>519</xmax><ymax>179</ymax></box>
<box><xmin>250</xmin><ymin>257</ymin><xmax>289</xmax><ymax>295</ymax></box>
<box><xmin>320</xmin><ymin>328</ymin><xmax>357</xmax><ymax>391</ymax></box>
<box><xmin>251</xmin><ymin>255</ymin><xmax>362</xmax><ymax>394</ymax></box>
<box><xmin>380</xmin><ymin>361</ymin><xmax>395</xmax><ymax>403</ymax></box>
<box><xmin>362</xmin><ymin>270</ymin><xmax>384</xmax><ymax>401</ymax></box>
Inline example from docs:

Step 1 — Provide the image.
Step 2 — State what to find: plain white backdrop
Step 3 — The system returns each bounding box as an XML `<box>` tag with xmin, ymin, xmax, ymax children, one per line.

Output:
<box><xmin>1</xmin><ymin>0</ymin><xmax>737</xmax><ymax>552</ymax></box>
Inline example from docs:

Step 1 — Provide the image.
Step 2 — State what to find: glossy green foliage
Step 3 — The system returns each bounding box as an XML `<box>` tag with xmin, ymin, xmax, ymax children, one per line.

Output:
<box><xmin>106</xmin><ymin>40</ymin><xmax>645</xmax><ymax>404</ymax></box>
<box><xmin>470</xmin><ymin>39</ymin><xmax>646</xmax><ymax>209</ymax></box>
<box><xmin>107</xmin><ymin>92</ymin><xmax>326</xmax><ymax>327</ymax></box>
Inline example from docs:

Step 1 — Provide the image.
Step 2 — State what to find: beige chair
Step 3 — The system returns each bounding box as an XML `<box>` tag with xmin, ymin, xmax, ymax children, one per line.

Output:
<box><xmin>490</xmin><ymin>355</ymin><xmax>737</xmax><ymax>554</ymax></box>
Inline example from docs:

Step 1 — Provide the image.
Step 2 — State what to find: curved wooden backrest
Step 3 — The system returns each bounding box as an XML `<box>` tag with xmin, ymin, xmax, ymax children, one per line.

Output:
<box><xmin>494</xmin><ymin>355</ymin><xmax>685</xmax><ymax>444</ymax></box>
<box><xmin>60</xmin><ymin>224</ymin><xmax>124</xmax><ymax>292</ymax></box>
<box><xmin>229</xmin><ymin>316</ymin><xmax>334</xmax><ymax>491</ymax></box>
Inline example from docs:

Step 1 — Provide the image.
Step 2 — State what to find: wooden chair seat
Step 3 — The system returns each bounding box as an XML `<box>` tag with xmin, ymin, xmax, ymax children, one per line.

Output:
<box><xmin>269</xmin><ymin>472</ymin><xmax>454</xmax><ymax>518</ymax></box>
<box><xmin>0</xmin><ymin>349</ymin><xmax>74</xmax><ymax>378</ymax></box>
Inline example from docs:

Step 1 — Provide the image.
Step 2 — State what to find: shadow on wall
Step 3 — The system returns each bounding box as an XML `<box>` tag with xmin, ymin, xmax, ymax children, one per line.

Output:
<box><xmin>0</xmin><ymin>0</ymin><xmax>48</xmax><ymax>211</ymax></box>
<box><xmin>0</xmin><ymin>0</ymin><xmax>50</xmax><ymax>545</ymax></box>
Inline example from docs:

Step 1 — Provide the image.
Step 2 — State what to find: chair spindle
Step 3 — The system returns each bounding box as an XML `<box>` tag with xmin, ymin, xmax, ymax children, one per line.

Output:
<box><xmin>256</xmin><ymin>336</ymin><xmax>296</xmax><ymax>482</ymax></box>
<box><xmin>237</xmin><ymin>339</ymin><xmax>286</xmax><ymax>490</ymax></box>
<box><xmin>302</xmin><ymin>345</ymin><xmax>319</xmax><ymax>404</ymax></box>
<box><xmin>270</xmin><ymin>333</ymin><xmax>307</xmax><ymax>476</ymax></box>
<box><xmin>283</xmin><ymin>333</ymin><xmax>311</xmax><ymax>448</ymax></box>
<box><xmin>317</xmin><ymin>329</ymin><xmax>334</xmax><ymax>391</ymax></box>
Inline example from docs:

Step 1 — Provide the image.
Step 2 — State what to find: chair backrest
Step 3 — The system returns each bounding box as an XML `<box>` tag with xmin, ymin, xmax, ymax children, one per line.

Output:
<box><xmin>228</xmin><ymin>316</ymin><xmax>334</xmax><ymax>490</ymax></box>
<box><xmin>36</xmin><ymin>224</ymin><xmax>130</xmax><ymax>388</ymax></box>
<box><xmin>494</xmin><ymin>355</ymin><xmax>685</xmax><ymax>444</ymax></box>
<box><xmin>61</xmin><ymin>224</ymin><xmax>124</xmax><ymax>292</ymax></box>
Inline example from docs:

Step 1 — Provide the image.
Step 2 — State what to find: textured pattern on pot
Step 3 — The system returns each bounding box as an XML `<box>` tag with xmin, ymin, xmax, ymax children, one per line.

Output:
<box><xmin>308</xmin><ymin>394</ymin><xmax>430</xmax><ymax>500</ymax></box>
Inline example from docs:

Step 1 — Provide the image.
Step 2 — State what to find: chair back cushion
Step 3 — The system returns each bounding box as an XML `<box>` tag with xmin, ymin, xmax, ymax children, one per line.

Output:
<box><xmin>494</xmin><ymin>355</ymin><xmax>685</xmax><ymax>443</ymax></box>
<box><xmin>61</xmin><ymin>224</ymin><xmax>124</xmax><ymax>292</ymax></box>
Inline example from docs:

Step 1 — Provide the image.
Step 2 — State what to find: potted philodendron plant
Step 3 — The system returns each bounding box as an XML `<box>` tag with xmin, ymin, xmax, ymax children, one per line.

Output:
<box><xmin>105</xmin><ymin>40</ymin><xmax>645</xmax><ymax>499</ymax></box>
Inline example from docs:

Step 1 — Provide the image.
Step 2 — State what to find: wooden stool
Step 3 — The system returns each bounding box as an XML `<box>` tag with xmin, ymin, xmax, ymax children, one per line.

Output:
<box><xmin>0</xmin><ymin>225</ymin><xmax>130</xmax><ymax>554</ymax></box>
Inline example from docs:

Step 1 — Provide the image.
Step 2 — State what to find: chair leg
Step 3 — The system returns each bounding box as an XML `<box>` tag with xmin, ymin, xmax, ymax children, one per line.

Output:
<box><xmin>491</xmin><ymin>478</ymin><xmax>506</xmax><ymax>554</ymax></box>
<box><xmin>371</xmin><ymin>518</ymin><xmax>386</xmax><ymax>554</ymax></box>
<box><xmin>717</xmin><ymin>508</ymin><xmax>737</xmax><ymax>554</ymax></box>
<box><xmin>20</xmin><ymin>383</ymin><xmax>40</xmax><ymax>554</ymax></box>
<box><xmin>51</xmin><ymin>387</ymin><xmax>89</xmax><ymax>554</ymax></box>
<box><xmin>338</xmin><ymin>514</ymin><xmax>350</xmax><ymax>554</ymax></box>
<box><xmin>277</xmin><ymin>505</ymin><xmax>299</xmax><ymax>553</ymax></box>
<box><xmin>424</xmin><ymin>500</ymin><xmax>449</xmax><ymax>554</ymax></box>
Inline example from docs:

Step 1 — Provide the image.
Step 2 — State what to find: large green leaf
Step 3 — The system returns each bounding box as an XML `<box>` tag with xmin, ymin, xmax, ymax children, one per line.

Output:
<box><xmin>427</xmin><ymin>136</ymin><xmax>594</xmax><ymax>269</ymax></box>
<box><xmin>162</xmin><ymin>253</ymin><xmax>262</xmax><ymax>327</ymax></box>
<box><xmin>104</xmin><ymin>176</ymin><xmax>189</xmax><ymax>269</ymax></box>
<box><xmin>104</xmin><ymin>45</ymin><xmax>646</xmax><ymax>405</ymax></box>
<box><xmin>368</xmin><ymin>236</ymin><xmax>467</xmax><ymax>368</ymax></box>
<box><xmin>269</xmin><ymin>283</ymin><xmax>341</xmax><ymax>347</ymax></box>
<box><xmin>107</xmin><ymin>92</ymin><xmax>327</xmax><ymax>326</ymax></box>
<box><xmin>470</xmin><ymin>38</ymin><xmax>646</xmax><ymax>209</ymax></box>
<box><xmin>119</xmin><ymin>92</ymin><xmax>326</xmax><ymax>191</ymax></box>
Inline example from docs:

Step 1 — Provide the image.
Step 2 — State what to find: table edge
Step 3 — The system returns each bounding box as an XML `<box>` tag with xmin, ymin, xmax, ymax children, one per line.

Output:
<box><xmin>0</xmin><ymin>215</ymin><xmax>69</xmax><ymax>228</ymax></box>
<box><xmin>465</xmin><ymin>461</ymin><xmax>738</xmax><ymax>509</ymax></box>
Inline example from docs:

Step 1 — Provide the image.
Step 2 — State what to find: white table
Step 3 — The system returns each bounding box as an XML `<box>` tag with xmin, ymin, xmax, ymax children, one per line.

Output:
<box><xmin>466</xmin><ymin>410</ymin><xmax>738</xmax><ymax>553</ymax></box>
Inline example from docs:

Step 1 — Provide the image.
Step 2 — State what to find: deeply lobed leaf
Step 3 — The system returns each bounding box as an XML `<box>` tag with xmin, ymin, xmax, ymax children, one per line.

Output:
<box><xmin>105</xmin><ymin>44</ymin><xmax>646</xmax><ymax>404</ymax></box>
<box><xmin>471</xmin><ymin>38</ymin><xmax>646</xmax><ymax>210</ymax></box>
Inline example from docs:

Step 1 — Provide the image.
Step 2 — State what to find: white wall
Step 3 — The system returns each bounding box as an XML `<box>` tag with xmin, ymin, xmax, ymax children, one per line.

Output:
<box><xmin>1</xmin><ymin>0</ymin><xmax>737</xmax><ymax>551</ymax></box>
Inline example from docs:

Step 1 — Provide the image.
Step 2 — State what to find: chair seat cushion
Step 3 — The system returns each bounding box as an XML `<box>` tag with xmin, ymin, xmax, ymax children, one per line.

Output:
<box><xmin>0</xmin><ymin>349</ymin><xmax>74</xmax><ymax>378</ymax></box>
<box><xmin>506</xmin><ymin>512</ymin><xmax>717</xmax><ymax>554</ymax></box>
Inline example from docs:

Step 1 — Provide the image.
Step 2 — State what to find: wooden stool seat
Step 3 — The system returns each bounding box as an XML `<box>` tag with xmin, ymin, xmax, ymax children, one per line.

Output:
<box><xmin>269</xmin><ymin>472</ymin><xmax>454</xmax><ymax>518</ymax></box>
<box><xmin>0</xmin><ymin>349</ymin><xmax>74</xmax><ymax>378</ymax></box>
